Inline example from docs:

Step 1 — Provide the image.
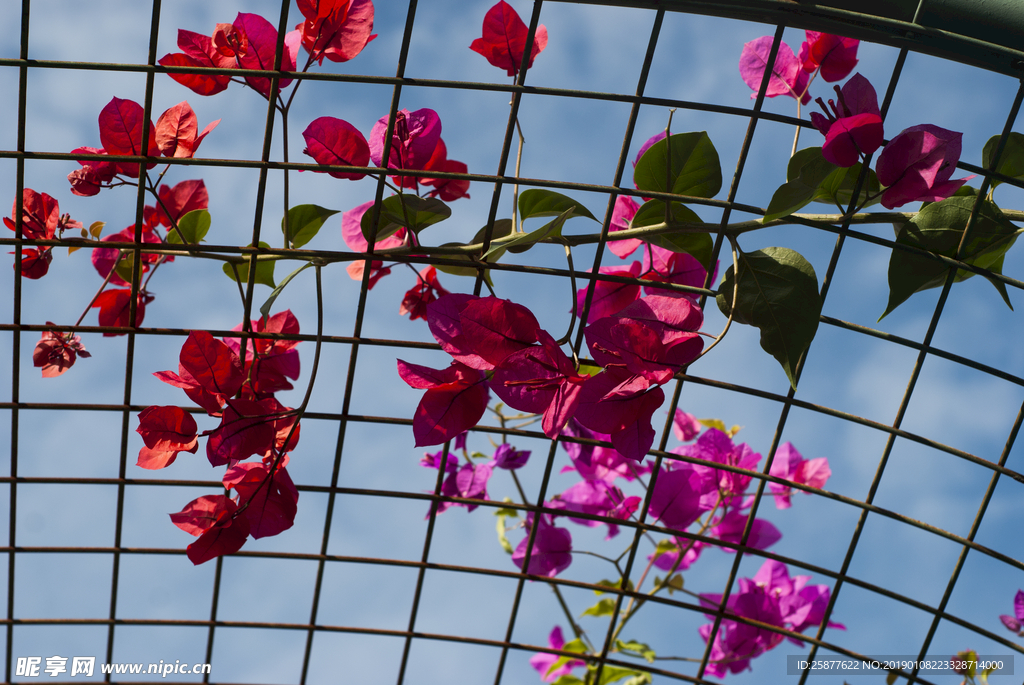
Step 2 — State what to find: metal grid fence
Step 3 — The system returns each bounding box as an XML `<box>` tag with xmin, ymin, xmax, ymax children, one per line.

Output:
<box><xmin>1</xmin><ymin>0</ymin><xmax>1023</xmax><ymax>683</ymax></box>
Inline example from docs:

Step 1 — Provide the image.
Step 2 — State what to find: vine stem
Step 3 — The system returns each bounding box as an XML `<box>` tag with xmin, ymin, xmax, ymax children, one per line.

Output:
<box><xmin>694</xmin><ymin>235</ymin><xmax>741</xmax><ymax>362</ymax></box>
<box><xmin>513</xmin><ymin>117</ymin><xmax>525</xmax><ymax>232</ymax></box>
<box><xmin>71</xmin><ymin>249</ymin><xmax>124</xmax><ymax>328</ymax></box>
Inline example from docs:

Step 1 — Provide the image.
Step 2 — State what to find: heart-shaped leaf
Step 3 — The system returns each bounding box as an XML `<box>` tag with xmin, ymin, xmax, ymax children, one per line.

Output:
<box><xmin>982</xmin><ymin>131</ymin><xmax>1024</xmax><ymax>189</ymax></box>
<box><xmin>633</xmin><ymin>131</ymin><xmax>721</xmax><ymax>198</ymax></box>
<box><xmin>716</xmin><ymin>247</ymin><xmax>822</xmax><ymax>389</ymax></box>
<box><xmin>883</xmin><ymin>195</ymin><xmax>1019</xmax><ymax>318</ymax></box>
<box><xmin>763</xmin><ymin>147</ymin><xmax>836</xmax><ymax>222</ymax></box>
<box><xmin>282</xmin><ymin>204</ymin><xmax>339</xmax><ymax>248</ymax></box>
<box><xmin>223</xmin><ymin>241</ymin><xmax>276</xmax><ymax>288</ymax></box>
<box><xmin>166</xmin><ymin>209</ymin><xmax>211</xmax><ymax>245</ymax></box>
<box><xmin>360</xmin><ymin>194</ymin><xmax>450</xmax><ymax>244</ymax></box>
<box><xmin>518</xmin><ymin>188</ymin><xmax>597</xmax><ymax>222</ymax></box>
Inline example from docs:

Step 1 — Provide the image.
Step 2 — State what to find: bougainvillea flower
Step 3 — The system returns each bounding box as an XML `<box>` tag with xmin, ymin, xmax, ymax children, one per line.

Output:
<box><xmin>91</xmin><ymin>226</ymin><xmax>164</xmax><ymax>287</ymax></box>
<box><xmin>207</xmin><ymin>396</ymin><xmax>297</xmax><ymax>466</ymax></box>
<box><xmin>547</xmin><ymin>480</ymin><xmax>640</xmax><ymax>539</ymax></box>
<box><xmin>397</xmin><ymin>359</ymin><xmax>490</xmax><ymax>447</ymax></box>
<box><xmin>67</xmin><ymin>147</ymin><xmax>119</xmax><ymax>196</ymax></box>
<box><xmin>493</xmin><ymin>443</ymin><xmax>530</xmax><ymax>470</ymax></box>
<box><xmin>97</xmin><ymin>97</ymin><xmax>160</xmax><ymax>177</ymax></box>
<box><xmin>92</xmin><ymin>288</ymin><xmax>150</xmax><ymax>336</ymax></box>
<box><xmin>178</xmin><ymin>330</ymin><xmax>246</xmax><ymax>404</ymax></box>
<box><xmin>649</xmin><ymin>462</ymin><xmax>716</xmax><ymax>532</ymax></box>
<box><xmin>296</xmin><ymin>0</ymin><xmax>376</xmax><ymax>64</ymax></box>
<box><xmin>676</xmin><ymin>428</ymin><xmax>762</xmax><ymax>498</ymax></box>
<box><xmin>489</xmin><ymin>330</ymin><xmax>587</xmax><ymax>438</ymax></box>
<box><xmin>417</xmin><ymin>139</ymin><xmax>471</xmax><ymax>201</ymax></box>
<box><xmin>171</xmin><ymin>495</ymin><xmax>251</xmax><ymax>565</ymax></box>
<box><xmin>400</xmin><ymin>266</ymin><xmax>450</xmax><ymax>321</ymax></box>
<box><xmin>14</xmin><ymin>248</ymin><xmax>52</xmax><ymax>279</ymax></box>
<box><xmin>369</xmin><ymin>108</ymin><xmax>442</xmax><ymax>188</ymax></box>
<box><xmin>711</xmin><ymin>510</ymin><xmax>781</xmax><ymax>552</ymax></box>
<box><xmin>470</xmin><ymin>1</ymin><xmax>548</xmax><ymax>77</ymax></box>
<box><xmin>673</xmin><ymin>409</ymin><xmax>702</xmax><ymax>442</ymax></box>
<box><xmin>606</xmin><ymin>195</ymin><xmax>641</xmax><ymax>258</ymax></box>
<box><xmin>576</xmin><ymin>261</ymin><xmax>642</xmax><ymax>323</ymax></box>
<box><xmin>585</xmin><ymin>293</ymin><xmax>705</xmax><ymax>385</ymax></box>
<box><xmin>768</xmin><ymin>442</ymin><xmax>831</xmax><ymax>509</ymax></box>
<box><xmin>640</xmin><ymin>244</ymin><xmax>711</xmax><ymax>300</ymax></box>
<box><xmin>33</xmin><ymin>327</ymin><xmax>90</xmax><ymax>378</ymax></box>
<box><xmin>999</xmin><ymin>590</ymin><xmax>1024</xmax><ymax>634</ymax></box>
<box><xmin>809</xmin><ymin>74</ymin><xmax>883</xmax><ymax>167</ymax></box>
<box><xmin>151</xmin><ymin>179</ymin><xmax>209</xmax><ymax>230</ymax></box>
<box><xmin>136</xmin><ymin>405</ymin><xmax>199</xmax><ymax>470</ymax></box>
<box><xmin>302</xmin><ymin>117</ymin><xmax>370</xmax><ymax>180</ymax></box>
<box><xmin>560</xmin><ymin>420</ymin><xmax>649</xmax><ymax>484</ymax></box>
<box><xmin>420</xmin><ymin>448</ymin><xmax>458</xmax><ymax>473</ymax></box>
<box><xmin>752</xmin><ymin>559</ymin><xmax>844</xmax><ymax>639</ymax></box>
<box><xmin>574</xmin><ymin>368</ymin><xmax>665</xmax><ymax>461</ymax></box>
<box><xmin>223</xmin><ymin>310</ymin><xmax>302</xmax><ymax>396</ymax></box>
<box><xmin>529</xmin><ymin>626</ymin><xmax>585</xmax><ymax>683</ymax></box>
<box><xmin>875</xmin><ymin>124</ymin><xmax>969</xmax><ymax>209</ymax></box>
<box><xmin>4</xmin><ymin>188</ymin><xmax>58</xmax><ymax>240</ymax></box>
<box><xmin>437</xmin><ymin>460</ymin><xmax>493</xmax><ymax>514</ymax></box>
<box><xmin>232</xmin><ymin>13</ymin><xmax>299</xmax><ymax>99</ymax></box>
<box><xmin>159</xmin><ymin>29</ymin><xmax>235</xmax><ymax>96</ymax></box>
<box><xmin>223</xmin><ymin>459</ymin><xmax>299</xmax><ymax>538</ymax></box>
<box><xmin>699</xmin><ymin>578</ymin><xmax>787</xmax><ymax>677</ymax></box>
<box><xmin>739</xmin><ymin>36</ymin><xmax>810</xmax><ymax>104</ymax></box>
<box><xmin>512</xmin><ymin>514</ymin><xmax>572</xmax><ymax>578</ymax></box>
<box><xmin>346</xmin><ymin>259</ymin><xmax>391</xmax><ymax>288</ymax></box>
<box><xmin>650</xmin><ymin>537</ymin><xmax>704</xmax><ymax>572</ymax></box>
<box><xmin>799</xmin><ymin>32</ymin><xmax>859</xmax><ymax>82</ymax></box>
<box><xmin>426</xmin><ymin>294</ymin><xmax>540</xmax><ymax>371</ymax></box>
<box><xmin>155</xmin><ymin>101</ymin><xmax>219</xmax><ymax>158</ymax></box>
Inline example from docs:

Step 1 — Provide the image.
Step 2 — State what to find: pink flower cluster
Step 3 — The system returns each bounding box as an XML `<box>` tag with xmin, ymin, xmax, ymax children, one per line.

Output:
<box><xmin>741</xmin><ymin>31</ymin><xmax>969</xmax><ymax>209</ymax></box>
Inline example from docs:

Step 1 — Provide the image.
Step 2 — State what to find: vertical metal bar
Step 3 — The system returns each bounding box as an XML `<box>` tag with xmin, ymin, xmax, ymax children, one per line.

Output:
<box><xmin>6</xmin><ymin>0</ymin><xmax>30</xmax><ymax>680</ymax></box>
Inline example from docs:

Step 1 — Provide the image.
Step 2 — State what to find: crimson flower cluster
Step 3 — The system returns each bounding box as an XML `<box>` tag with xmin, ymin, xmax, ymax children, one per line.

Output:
<box><xmin>5</xmin><ymin>188</ymin><xmax>81</xmax><ymax>280</ymax></box>
<box><xmin>399</xmin><ymin>289</ymin><xmax>703</xmax><ymax>460</ymax></box>
<box><xmin>741</xmin><ymin>31</ymin><xmax>968</xmax><ymax>209</ymax></box>
<box><xmin>136</xmin><ymin>311</ymin><xmax>302</xmax><ymax>564</ymax></box>
<box><xmin>159</xmin><ymin>4</ymin><xmax>375</xmax><ymax>100</ymax></box>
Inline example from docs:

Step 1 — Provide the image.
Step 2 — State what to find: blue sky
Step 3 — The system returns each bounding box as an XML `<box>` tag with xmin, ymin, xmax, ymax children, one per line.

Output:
<box><xmin>0</xmin><ymin>1</ymin><xmax>1022</xmax><ymax>683</ymax></box>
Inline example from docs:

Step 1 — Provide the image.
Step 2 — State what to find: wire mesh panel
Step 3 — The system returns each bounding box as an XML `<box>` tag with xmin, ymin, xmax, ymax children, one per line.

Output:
<box><xmin>1</xmin><ymin>1</ymin><xmax>1023</xmax><ymax>684</ymax></box>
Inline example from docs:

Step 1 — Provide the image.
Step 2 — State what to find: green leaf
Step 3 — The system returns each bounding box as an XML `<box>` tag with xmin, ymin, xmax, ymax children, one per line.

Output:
<box><xmin>885</xmin><ymin>672</ymin><xmax>898</xmax><ymax>685</ymax></box>
<box><xmin>594</xmin><ymin>578</ymin><xmax>634</xmax><ymax>595</ymax></box>
<box><xmin>982</xmin><ymin>131</ymin><xmax>1024</xmax><ymax>189</ymax></box>
<box><xmin>519</xmin><ymin>188</ymin><xmax>597</xmax><ymax>223</ymax></box>
<box><xmin>634</xmin><ymin>131</ymin><xmax>722</xmax><ymax>198</ymax></box>
<box><xmin>282</xmin><ymin>204</ymin><xmax>338</xmax><ymax>248</ymax></box>
<box><xmin>441</xmin><ymin>219</ymin><xmax>514</xmax><ymax>270</ymax></box>
<box><xmin>596</xmin><ymin>665</ymin><xmax>650</xmax><ymax>685</ymax></box>
<box><xmin>494</xmin><ymin>498</ymin><xmax>518</xmax><ymax>555</ymax></box>
<box><xmin>484</xmin><ymin>207</ymin><xmax>574</xmax><ymax>258</ymax></box>
<box><xmin>651</xmin><ymin>539</ymin><xmax>678</xmax><ymax>561</ymax></box>
<box><xmin>580</xmin><ymin>597</ymin><xmax>617</xmax><ymax>618</ymax></box>
<box><xmin>882</xmin><ymin>195</ymin><xmax>1019</xmax><ymax>318</ymax></box>
<box><xmin>716</xmin><ymin>247</ymin><xmax>822</xmax><ymax>389</ymax></box>
<box><xmin>259</xmin><ymin>262</ymin><xmax>313</xmax><ymax>322</ymax></box>
<box><xmin>763</xmin><ymin>147</ymin><xmax>837</xmax><ymax>222</ymax></box>
<box><xmin>619</xmin><ymin>675</ymin><xmax>653</xmax><ymax>685</ymax></box>
<box><xmin>113</xmin><ymin>252</ymin><xmax>135</xmax><ymax>284</ymax></box>
<box><xmin>552</xmin><ymin>677</ymin><xmax>585</xmax><ymax>685</ymax></box>
<box><xmin>664</xmin><ymin>573</ymin><xmax>684</xmax><ymax>594</ymax></box>
<box><xmin>166</xmin><ymin>209</ymin><xmax>211</xmax><ymax>245</ymax></box>
<box><xmin>698</xmin><ymin>417</ymin><xmax>727</xmax><ymax>432</ymax></box>
<box><xmin>578</xmin><ymin>361</ymin><xmax>603</xmax><ymax>377</ymax></box>
<box><xmin>360</xmin><ymin>194</ymin><xmax>451</xmax><ymax>243</ymax></box>
<box><xmin>630</xmin><ymin>200</ymin><xmax>713</xmax><ymax>272</ymax></box>
<box><xmin>615</xmin><ymin>640</ymin><xmax>656</xmax><ymax>663</ymax></box>
<box><xmin>815</xmin><ymin>162</ymin><xmax>881</xmax><ymax>210</ymax></box>
<box><xmin>223</xmin><ymin>242</ymin><xmax>276</xmax><ymax>288</ymax></box>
